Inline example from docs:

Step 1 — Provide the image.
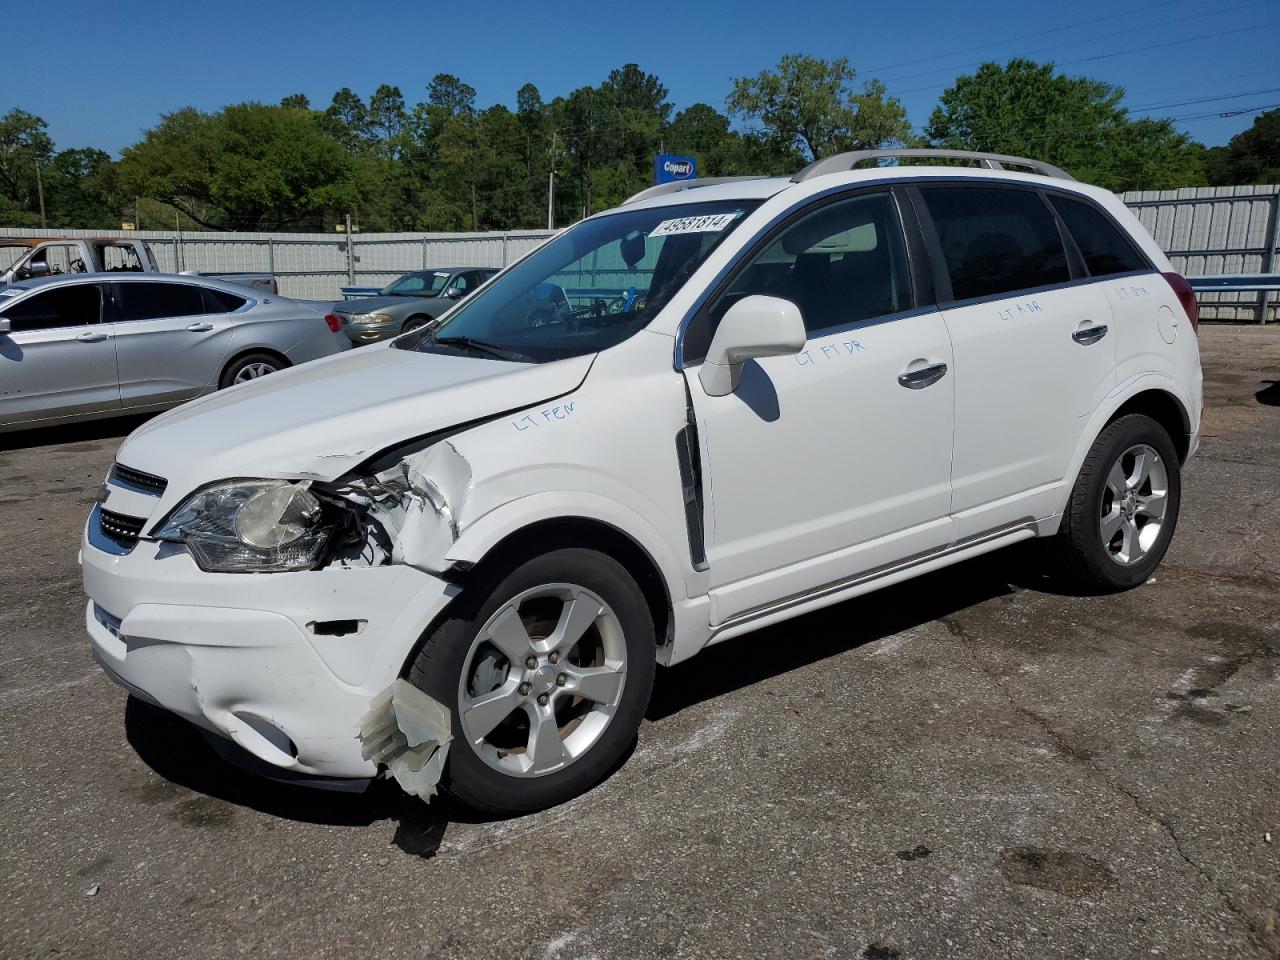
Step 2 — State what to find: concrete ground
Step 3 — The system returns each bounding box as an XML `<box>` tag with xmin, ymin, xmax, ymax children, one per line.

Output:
<box><xmin>1</xmin><ymin>325</ymin><xmax>1277</xmax><ymax>960</ymax></box>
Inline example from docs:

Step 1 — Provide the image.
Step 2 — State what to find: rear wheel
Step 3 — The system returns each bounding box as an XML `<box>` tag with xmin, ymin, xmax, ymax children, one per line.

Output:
<box><xmin>1054</xmin><ymin>413</ymin><xmax>1181</xmax><ymax>590</ymax></box>
<box><xmin>219</xmin><ymin>352</ymin><xmax>285</xmax><ymax>389</ymax></box>
<box><xmin>408</xmin><ymin>548</ymin><xmax>656</xmax><ymax>814</ymax></box>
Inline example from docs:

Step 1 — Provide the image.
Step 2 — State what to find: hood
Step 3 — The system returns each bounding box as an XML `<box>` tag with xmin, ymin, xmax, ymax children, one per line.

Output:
<box><xmin>116</xmin><ymin>345</ymin><xmax>593</xmax><ymax>494</ymax></box>
<box><xmin>339</xmin><ymin>294</ymin><xmax>437</xmax><ymax>313</ymax></box>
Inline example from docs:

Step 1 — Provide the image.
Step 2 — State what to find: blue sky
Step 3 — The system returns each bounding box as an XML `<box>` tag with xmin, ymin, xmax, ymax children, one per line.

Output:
<box><xmin>7</xmin><ymin>0</ymin><xmax>1279</xmax><ymax>155</ymax></box>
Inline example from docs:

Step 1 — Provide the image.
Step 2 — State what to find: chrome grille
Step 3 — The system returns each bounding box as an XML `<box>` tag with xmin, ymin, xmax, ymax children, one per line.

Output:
<box><xmin>98</xmin><ymin>508</ymin><xmax>146</xmax><ymax>549</ymax></box>
<box><xmin>109</xmin><ymin>462</ymin><xmax>168</xmax><ymax>496</ymax></box>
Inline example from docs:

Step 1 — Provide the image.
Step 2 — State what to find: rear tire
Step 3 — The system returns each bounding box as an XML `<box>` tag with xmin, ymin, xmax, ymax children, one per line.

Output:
<box><xmin>219</xmin><ymin>351</ymin><xmax>285</xmax><ymax>389</ymax></box>
<box><xmin>408</xmin><ymin>547</ymin><xmax>656</xmax><ymax>814</ymax></box>
<box><xmin>1053</xmin><ymin>413</ymin><xmax>1181</xmax><ymax>591</ymax></box>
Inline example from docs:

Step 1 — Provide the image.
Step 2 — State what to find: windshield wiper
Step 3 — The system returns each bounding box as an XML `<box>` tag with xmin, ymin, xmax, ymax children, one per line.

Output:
<box><xmin>427</xmin><ymin>335</ymin><xmax>532</xmax><ymax>362</ymax></box>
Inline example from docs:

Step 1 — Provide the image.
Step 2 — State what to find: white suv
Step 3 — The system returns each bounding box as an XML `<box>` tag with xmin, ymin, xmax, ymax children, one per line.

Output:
<box><xmin>82</xmin><ymin>150</ymin><xmax>1203</xmax><ymax>813</ymax></box>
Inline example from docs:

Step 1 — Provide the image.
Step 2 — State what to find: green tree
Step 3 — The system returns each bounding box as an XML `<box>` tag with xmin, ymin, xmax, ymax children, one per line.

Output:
<box><xmin>323</xmin><ymin>87</ymin><xmax>372</xmax><ymax>152</ymax></box>
<box><xmin>727</xmin><ymin>54</ymin><xmax>911</xmax><ymax>161</ymax></box>
<box><xmin>0</xmin><ymin>109</ymin><xmax>54</xmax><ymax>225</ymax></box>
<box><xmin>119</xmin><ymin>102</ymin><xmax>362</xmax><ymax>230</ymax></box>
<box><xmin>1204</xmin><ymin>108</ymin><xmax>1280</xmax><ymax>185</ymax></box>
<box><xmin>927</xmin><ymin>59</ymin><xmax>1205</xmax><ymax>191</ymax></box>
<box><xmin>44</xmin><ymin>147</ymin><xmax>120</xmax><ymax>228</ymax></box>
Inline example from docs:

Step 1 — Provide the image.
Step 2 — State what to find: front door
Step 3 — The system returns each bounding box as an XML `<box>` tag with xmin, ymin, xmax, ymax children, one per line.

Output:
<box><xmin>683</xmin><ymin>190</ymin><xmax>955</xmax><ymax>625</ymax></box>
<box><xmin>111</xmin><ymin>280</ymin><xmax>234</xmax><ymax>407</ymax></box>
<box><xmin>0</xmin><ymin>282</ymin><xmax>119</xmax><ymax>427</ymax></box>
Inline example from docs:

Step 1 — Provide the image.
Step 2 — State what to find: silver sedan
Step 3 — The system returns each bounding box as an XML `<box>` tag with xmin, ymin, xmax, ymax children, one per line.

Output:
<box><xmin>0</xmin><ymin>273</ymin><xmax>348</xmax><ymax>432</ymax></box>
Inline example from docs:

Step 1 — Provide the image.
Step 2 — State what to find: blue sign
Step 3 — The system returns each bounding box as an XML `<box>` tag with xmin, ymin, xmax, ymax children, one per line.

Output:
<box><xmin>654</xmin><ymin>154</ymin><xmax>697</xmax><ymax>185</ymax></box>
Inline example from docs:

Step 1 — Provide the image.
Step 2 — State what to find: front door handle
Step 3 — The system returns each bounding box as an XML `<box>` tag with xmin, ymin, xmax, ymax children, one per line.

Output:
<box><xmin>186</xmin><ymin>322</ymin><xmax>214</xmax><ymax>332</ymax></box>
<box><xmin>76</xmin><ymin>330</ymin><xmax>109</xmax><ymax>343</ymax></box>
<box><xmin>1072</xmin><ymin>324</ymin><xmax>1109</xmax><ymax>345</ymax></box>
<box><xmin>898</xmin><ymin>361</ymin><xmax>948</xmax><ymax>390</ymax></box>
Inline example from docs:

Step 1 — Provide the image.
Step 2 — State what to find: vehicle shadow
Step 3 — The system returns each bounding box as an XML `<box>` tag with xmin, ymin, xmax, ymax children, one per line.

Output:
<box><xmin>0</xmin><ymin>413</ymin><xmax>154</xmax><ymax>452</ymax></box>
<box><xmin>121</xmin><ymin>541</ymin><xmax>1066</xmax><ymax>844</ymax></box>
<box><xmin>123</xmin><ymin>696</ymin><xmax>477</xmax><ymax>857</ymax></box>
<box><xmin>647</xmin><ymin>547</ymin><xmax>1029</xmax><ymax>721</ymax></box>
<box><xmin>1257</xmin><ymin>379</ymin><xmax>1279</xmax><ymax>407</ymax></box>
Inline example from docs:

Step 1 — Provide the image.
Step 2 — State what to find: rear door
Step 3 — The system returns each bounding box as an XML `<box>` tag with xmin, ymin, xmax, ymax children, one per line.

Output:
<box><xmin>0</xmin><ymin>282</ymin><xmax>119</xmax><ymax>427</ymax></box>
<box><xmin>111</xmin><ymin>280</ymin><xmax>237</xmax><ymax>407</ymax></box>
<box><xmin>913</xmin><ymin>183</ymin><xmax>1116</xmax><ymax>540</ymax></box>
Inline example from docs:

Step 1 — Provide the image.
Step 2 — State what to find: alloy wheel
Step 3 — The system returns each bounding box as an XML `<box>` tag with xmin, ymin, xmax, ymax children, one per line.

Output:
<box><xmin>457</xmin><ymin>583</ymin><xmax>627</xmax><ymax>778</ymax></box>
<box><xmin>233</xmin><ymin>361</ymin><xmax>278</xmax><ymax>383</ymax></box>
<box><xmin>1099</xmin><ymin>442</ymin><xmax>1169</xmax><ymax>566</ymax></box>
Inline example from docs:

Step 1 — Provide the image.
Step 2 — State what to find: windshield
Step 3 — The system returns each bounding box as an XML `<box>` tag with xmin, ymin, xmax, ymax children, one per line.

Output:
<box><xmin>381</xmin><ymin>271</ymin><xmax>452</xmax><ymax>297</ymax></box>
<box><xmin>394</xmin><ymin>198</ymin><xmax>761</xmax><ymax>363</ymax></box>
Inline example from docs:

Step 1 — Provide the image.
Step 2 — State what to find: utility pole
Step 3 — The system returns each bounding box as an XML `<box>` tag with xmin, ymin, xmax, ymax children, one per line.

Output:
<box><xmin>547</xmin><ymin>130</ymin><xmax>558</xmax><ymax>231</ymax></box>
<box><xmin>344</xmin><ymin>213</ymin><xmax>355</xmax><ymax>285</ymax></box>
<box><xmin>34</xmin><ymin>158</ymin><xmax>46</xmax><ymax>229</ymax></box>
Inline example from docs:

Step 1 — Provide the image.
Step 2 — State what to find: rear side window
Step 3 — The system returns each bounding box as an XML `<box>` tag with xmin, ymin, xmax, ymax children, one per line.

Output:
<box><xmin>1</xmin><ymin>284</ymin><xmax>102</xmax><ymax>331</ymax></box>
<box><xmin>1048</xmin><ymin>195</ymin><xmax>1149</xmax><ymax>277</ymax></box>
<box><xmin>921</xmin><ymin>186</ymin><xmax>1069</xmax><ymax>301</ymax></box>
<box><xmin>202</xmin><ymin>288</ymin><xmax>247</xmax><ymax>313</ymax></box>
<box><xmin>117</xmin><ymin>282</ymin><xmax>206</xmax><ymax>321</ymax></box>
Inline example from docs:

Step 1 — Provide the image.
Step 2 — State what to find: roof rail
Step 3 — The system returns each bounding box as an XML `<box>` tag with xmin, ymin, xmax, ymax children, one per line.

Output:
<box><xmin>624</xmin><ymin>176</ymin><xmax>769</xmax><ymax>206</ymax></box>
<box><xmin>792</xmin><ymin>149</ymin><xmax>1074</xmax><ymax>183</ymax></box>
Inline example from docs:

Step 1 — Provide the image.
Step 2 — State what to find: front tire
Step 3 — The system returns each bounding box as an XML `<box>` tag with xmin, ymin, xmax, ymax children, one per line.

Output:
<box><xmin>408</xmin><ymin>548</ymin><xmax>656</xmax><ymax>814</ymax></box>
<box><xmin>1054</xmin><ymin>413</ymin><xmax>1182</xmax><ymax>591</ymax></box>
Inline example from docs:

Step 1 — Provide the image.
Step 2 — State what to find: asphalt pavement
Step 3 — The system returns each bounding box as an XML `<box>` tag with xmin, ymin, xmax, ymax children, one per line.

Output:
<box><xmin>1</xmin><ymin>324</ymin><xmax>1277</xmax><ymax>960</ymax></box>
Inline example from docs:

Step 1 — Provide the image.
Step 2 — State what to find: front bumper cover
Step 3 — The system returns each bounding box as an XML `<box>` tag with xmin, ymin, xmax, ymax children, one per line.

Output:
<box><xmin>82</xmin><ymin>521</ymin><xmax>459</xmax><ymax>780</ymax></box>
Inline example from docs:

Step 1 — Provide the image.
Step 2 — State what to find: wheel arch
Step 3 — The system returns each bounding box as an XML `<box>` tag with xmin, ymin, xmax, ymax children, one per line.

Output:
<box><xmin>1106</xmin><ymin>388</ymin><xmax>1191</xmax><ymax>463</ymax></box>
<box><xmin>1055</xmin><ymin>381</ymin><xmax>1194</xmax><ymax>522</ymax></box>
<box><xmin>398</xmin><ymin>514</ymin><xmax>676</xmax><ymax>679</ymax></box>
<box><xmin>461</xmin><ymin>517</ymin><xmax>673</xmax><ymax>650</ymax></box>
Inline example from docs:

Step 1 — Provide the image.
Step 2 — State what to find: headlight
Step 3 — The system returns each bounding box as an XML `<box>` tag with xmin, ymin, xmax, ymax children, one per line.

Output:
<box><xmin>153</xmin><ymin>480</ymin><xmax>335</xmax><ymax>572</ymax></box>
<box><xmin>352</xmin><ymin>312</ymin><xmax>394</xmax><ymax>324</ymax></box>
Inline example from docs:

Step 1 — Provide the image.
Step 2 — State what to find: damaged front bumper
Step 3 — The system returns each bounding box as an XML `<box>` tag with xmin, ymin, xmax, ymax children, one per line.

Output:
<box><xmin>82</xmin><ymin>522</ymin><xmax>460</xmax><ymax>781</ymax></box>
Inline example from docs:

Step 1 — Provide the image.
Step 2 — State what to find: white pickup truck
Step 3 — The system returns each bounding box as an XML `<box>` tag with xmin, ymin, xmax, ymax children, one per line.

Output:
<box><xmin>0</xmin><ymin>237</ymin><xmax>278</xmax><ymax>294</ymax></box>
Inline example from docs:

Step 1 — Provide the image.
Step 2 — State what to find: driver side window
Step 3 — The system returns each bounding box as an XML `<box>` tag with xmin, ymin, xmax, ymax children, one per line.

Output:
<box><xmin>685</xmin><ymin>191</ymin><xmax>913</xmax><ymax>362</ymax></box>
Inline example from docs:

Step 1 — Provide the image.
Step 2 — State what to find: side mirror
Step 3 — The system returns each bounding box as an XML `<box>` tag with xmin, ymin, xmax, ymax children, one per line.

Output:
<box><xmin>0</xmin><ymin>317</ymin><xmax>9</xmax><ymax>335</ymax></box>
<box><xmin>26</xmin><ymin>261</ymin><xmax>50</xmax><ymax>279</ymax></box>
<box><xmin>698</xmin><ymin>295</ymin><xmax>806</xmax><ymax>397</ymax></box>
<box><xmin>443</xmin><ymin>286</ymin><xmax>463</xmax><ymax>299</ymax></box>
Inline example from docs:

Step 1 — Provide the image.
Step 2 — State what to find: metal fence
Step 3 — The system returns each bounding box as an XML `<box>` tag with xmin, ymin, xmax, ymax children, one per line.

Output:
<box><xmin>1120</xmin><ymin>184</ymin><xmax>1280</xmax><ymax>323</ymax></box>
<box><xmin>3</xmin><ymin>184</ymin><xmax>1278</xmax><ymax>318</ymax></box>
<box><xmin>0</xmin><ymin>227</ymin><xmax>556</xmax><ymax>300</ymax></box>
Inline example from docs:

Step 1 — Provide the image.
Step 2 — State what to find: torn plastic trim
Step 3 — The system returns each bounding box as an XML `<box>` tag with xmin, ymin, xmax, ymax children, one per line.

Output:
<box><xmin>330</xmin><ymin>439</ymin><xmax>473</xmax><ymax>575</ymax></box>
<box><xmin>357</xmin><ymin>679</ymin><xmax>452</xmax><ymax>802</ymax></box>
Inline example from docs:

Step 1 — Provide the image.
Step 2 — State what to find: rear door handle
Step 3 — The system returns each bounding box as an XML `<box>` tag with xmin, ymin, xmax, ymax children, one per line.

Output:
<box><xmin>76</xmin><ymin>330</ymin><xmax>109</xmax><ymax>343</ymax></box>
<box><xmin>1072</xmin><ymin>324</ymin><xmax>1109</xmax><ymax>345</ymax></box>
<box><xmin>897</xmin><ymin>361</ymin><xmax>948</xmax><ymax>389</ymax></box>
<box><xmin>186</xmin><ymin>322</ymin><xmax>214</xmax><ymax>332</ymax></box>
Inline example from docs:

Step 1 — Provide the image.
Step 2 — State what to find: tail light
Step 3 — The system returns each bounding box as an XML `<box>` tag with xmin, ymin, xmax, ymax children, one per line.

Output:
<box><xmin>1162</xmin><ymin>272</ymin><xmax>1199</xmax><ymax>333</ymax></box>
<box><xmin>324</xmin><ymin>313</ymin><xmax>342</xmax><ymax>333</ymax></box>
<box><xmin>272</xmin><ymin>278</ymin><xmax>279</xmax><ymax>295</ymax></box>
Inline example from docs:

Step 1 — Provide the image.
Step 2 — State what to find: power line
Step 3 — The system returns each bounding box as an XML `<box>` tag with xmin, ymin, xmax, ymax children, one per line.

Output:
<box><xmin>884</xmin><ymin>18</ymin><xmax>1280</xmax><ymax>98</ymax></box>
<box><xmin>864</xmin><ymin>0</ymin><xmax>1187</xmax><ymax>75</ymax></box>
